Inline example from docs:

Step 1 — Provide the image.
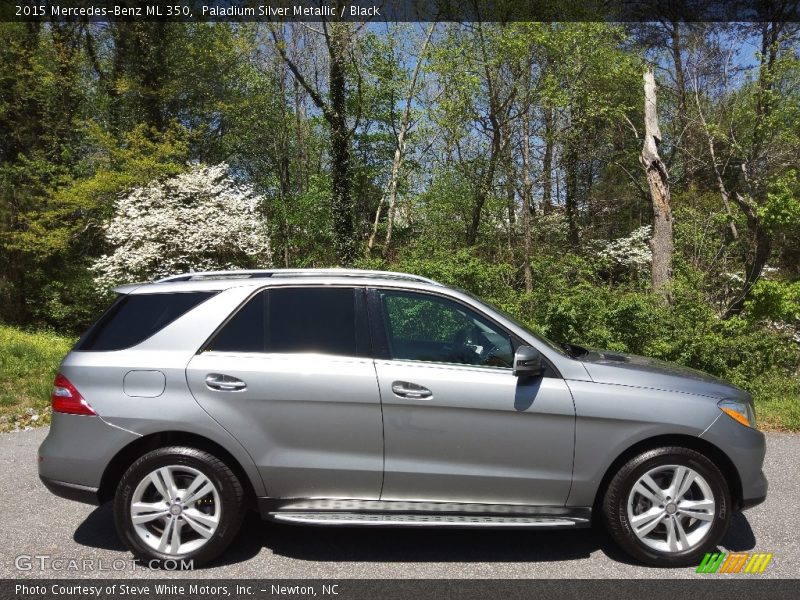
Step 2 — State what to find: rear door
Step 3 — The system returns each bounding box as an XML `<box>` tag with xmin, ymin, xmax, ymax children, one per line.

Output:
<box><xmin>186</xmin><ymin>286</ymin><xmax>383</xmax><ymax>500</ymax></box>
<box><xmin>370</xmin><ymin>288</ymin><xmax>576</xmax><ymax>506</ymax></box>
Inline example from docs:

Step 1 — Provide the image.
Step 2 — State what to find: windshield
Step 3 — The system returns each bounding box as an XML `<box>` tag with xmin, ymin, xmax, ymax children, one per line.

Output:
<box><xmin>455</xmin><ymin>288</ymin><xmax>567</xmax><ymax>356</ymax></box>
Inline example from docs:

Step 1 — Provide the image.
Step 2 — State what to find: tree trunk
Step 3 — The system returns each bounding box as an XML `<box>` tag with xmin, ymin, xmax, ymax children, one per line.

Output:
<box><xmin>466</xmin><ymin>123</ymin><xmax>500</xmax><ymax>247</ymax></box>
<box><xmin>466</xmin><ymin>21</ymin><xmax>513</xmax><ymax>248</ymax></box>
<box><xmin>521</xmin><ymin>114</ymin><xmax>534</xmax><ymax>293</ymax></box>
<box><xmin>327</xmin><ymin>22</ymin><xmax>356</xmax><ymax>265</ymax></box>
<box><xmin>723</xmin><ymin>22</ymin><xmax>781</xmax><ymax>317</ymax></box>
<box><xmin>367</xmin><ymin>22</ymin><xmax>435</xmax><ymax>258</ymax></box>
<box><xmin>541</xmin><ymin>107</ymin><xmax>554</xmax><ymax>214</ymax></box>
<box><xmin>724</xmin><ymin>193</ymin><xmax>772</xmax><ymax>317</ymax></box>
<box><xmin>563</xmin><ymin>145</ymin><xmax>580</xmax><ymax>245</ymax></box>
<box><xmin>692</xmin><ymin>81</ymin><xmax>738</xmax><ymax>240</ymax></box>
<box><xmin>667</xmin><ymin>21</ymin><xmax>690</xmax><ymax>180</ymax></box>
<box><xmin>503</xmin><ymin>121</ymin><xmax>516</xmax><ymax>251</ymax></box>
<box><xmin>380</xmin><ymin>139</ymin><xmax>404</xmax><ymax>257</ymax></box>
<box><xmin>641</xmin><ymin>69</ymin><xmax>674</xmax><ymax>304</ymax></box>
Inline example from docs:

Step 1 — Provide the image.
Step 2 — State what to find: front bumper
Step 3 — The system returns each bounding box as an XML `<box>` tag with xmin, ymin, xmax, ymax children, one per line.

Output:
<box><xmin>700</xmin><ymin>412</ymin><xmax>768</xmax><ymax>510</ymax></box>
<box><xmin>740</xmin><ymin>469</ymin><xmax>767</xmax><ymax>510</ymax></box>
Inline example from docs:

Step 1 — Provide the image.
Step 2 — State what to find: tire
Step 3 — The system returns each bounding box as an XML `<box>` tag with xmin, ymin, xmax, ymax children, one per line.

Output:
<box><xmin>602</xmin><ymin>446</ymin><xmax>731</xmax><ymax>567</ymax></box>
<box><xmin>114</xmin><ymin>446</ymin><xmax>244</xmax><ymax>568</ymax></box>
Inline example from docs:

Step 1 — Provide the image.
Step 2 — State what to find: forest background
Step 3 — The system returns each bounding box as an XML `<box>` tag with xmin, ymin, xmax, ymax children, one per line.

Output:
<box><xmin>1</xmin><ymin>17</ymin><xmax>798</xmax><ymax>429</ymax></box>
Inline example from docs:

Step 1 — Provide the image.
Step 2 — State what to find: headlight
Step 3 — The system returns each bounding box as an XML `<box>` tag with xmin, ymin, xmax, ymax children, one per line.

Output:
<box><xmin>718</xmin><ymin>399</ymin><xmax>757</xmax><ymax>429</ymax></box>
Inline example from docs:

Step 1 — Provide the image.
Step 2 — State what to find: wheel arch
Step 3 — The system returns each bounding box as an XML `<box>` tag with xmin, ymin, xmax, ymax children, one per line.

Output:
<box><xmin>591</xmin><ymin>433</ymin><xmax>743</xmax><ymax>521</ymax></box>
<box><xmin>98</xmin><ymin>431</ymin><xmax>257</xmax><ymax>509</ymax></box>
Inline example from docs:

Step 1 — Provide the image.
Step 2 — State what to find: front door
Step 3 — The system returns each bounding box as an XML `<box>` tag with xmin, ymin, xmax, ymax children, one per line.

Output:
<box><xmin>186</xmin><ymin>286</ymin><xmax>383</xmax><ymax>500</ymax></box>
<box><xmin>371</xmin><ymin>289</ymin><xmax>575</xmax><ymax>506</ymax></box>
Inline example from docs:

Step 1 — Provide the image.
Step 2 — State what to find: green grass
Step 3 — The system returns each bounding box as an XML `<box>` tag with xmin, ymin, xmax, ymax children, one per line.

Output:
<box><xmin>743</xmin><ymin>371</ymin><xmax>800</xmax><ymax>432</ymax></box>
<box><xmin>0</xmin><ymin>325</ymin><xmax>74</xmax><ymax>431</ymax></box>
<box><xmin>0</xmin><ymin>324</ymin><xmax>797</xmax><ymax>432</ymax></box>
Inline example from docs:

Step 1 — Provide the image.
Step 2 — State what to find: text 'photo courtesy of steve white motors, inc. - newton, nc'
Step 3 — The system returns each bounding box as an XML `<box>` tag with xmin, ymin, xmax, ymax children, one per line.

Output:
<box><xmin>14</xmin><ymin>3</ymin><xmax>383</xmax><ymax>18</ymax></box>
<box><xmin>15</xmin><ymin>583</ymin><xmax>333</xmax><ymax>597</ymax></box>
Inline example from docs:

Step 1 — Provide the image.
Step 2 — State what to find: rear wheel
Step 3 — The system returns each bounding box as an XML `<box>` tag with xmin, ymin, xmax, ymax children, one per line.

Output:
<box><xmin>602</xmin><ymin>446</ymin><xmax>731</xmax><ymax>567</ymax></box>
<box><xmin>114</xmin><ymin>446</ymin><xmax>244</xmax><ymax>567</ymax></box>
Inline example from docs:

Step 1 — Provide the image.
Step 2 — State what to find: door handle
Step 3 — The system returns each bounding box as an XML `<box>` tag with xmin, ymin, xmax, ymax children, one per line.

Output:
<box><xmin>205</xmin><ymin>373</ymin><xmax>247</xmax><ymax>392</ymax></box>
<box><xmin>391</xmin><ymin>381</ymin><xmax>432</xmax><ymax>399</ymax></box>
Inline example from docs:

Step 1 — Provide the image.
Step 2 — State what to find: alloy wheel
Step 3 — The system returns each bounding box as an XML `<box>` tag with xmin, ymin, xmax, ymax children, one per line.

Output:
<box><xmin>129</xmin><ymin>465</ymin><xmax>221</xmax><ymax>556</ymax></box>
<box><xmin>626</xmin><ymin>464</ymin><xmax>716</xmax><ymax>553</ymax></box>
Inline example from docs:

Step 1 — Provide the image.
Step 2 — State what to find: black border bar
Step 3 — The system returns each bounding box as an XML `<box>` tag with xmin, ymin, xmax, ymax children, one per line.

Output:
<box><xmin>3</xmin><ymin>579</ymin><xmax>800</xmax><ymax>600</ymax></box>
<box><xmin>3</xmin><ymin>0</ymin><xmax>800</xmax><ymax>23</ymax></box>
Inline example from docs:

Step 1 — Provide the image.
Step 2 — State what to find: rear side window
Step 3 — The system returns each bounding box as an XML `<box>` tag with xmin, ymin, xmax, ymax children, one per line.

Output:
<box><xmin>206</xmin><ymin>287</ymin><xmax>369</xmax><ymax>357</ymax></box>
<box><xmin>205</xmin><ymin>290</ymin><xmax>266</xmax><ymax>353</ymax></box>
<box><xmin>76</xmin><ymin>292</ymin><xmax>217</xmax><ymax>351</ymax></box>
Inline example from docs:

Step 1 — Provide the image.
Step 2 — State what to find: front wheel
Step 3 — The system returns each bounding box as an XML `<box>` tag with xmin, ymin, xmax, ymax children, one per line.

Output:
<box><xmin>602</xmin><ymin>446</ymin><xmax>731</xmax><ymax>567</ymax></box>
<box><xmin>114</xmin><ymin>446</ymin><xmax>244</xmax><ymax>568</ymax></box>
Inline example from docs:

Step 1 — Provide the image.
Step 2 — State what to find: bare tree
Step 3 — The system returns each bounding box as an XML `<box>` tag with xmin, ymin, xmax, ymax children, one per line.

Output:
<box><xmin>641</xmin><ymin>69</ymin><xmax>674</xmax><ymax>304</ymax></box>
<box><xmin>465</xmin><ymin>21</ymin><xmax>518</xmax><ymax>247</ymax></box>
<box><xmin>723</xmin><ymin>20</ymin><xmax>793</xmax><ymax>318</ymax></box>
<box><xmin>690</xmin><ymin>66</ymin><xmax>739</xmax><ymax>240</ymax></box>
<box><xmin>269</xmin><ymin>16</ymin><xmax>360</xmax><ymax>265</ymax></box>
<box><xmin>367</xmin><ymin>22</ymin><xmax>436</xmax><ymax>258</ymax></box>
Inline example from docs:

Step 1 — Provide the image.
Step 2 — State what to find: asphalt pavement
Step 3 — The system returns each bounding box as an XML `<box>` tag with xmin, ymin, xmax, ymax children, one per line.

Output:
<box><xmin>1</xmin><ymin>428</ymin><xmax>798</xmax><ymax>579</ymax></box>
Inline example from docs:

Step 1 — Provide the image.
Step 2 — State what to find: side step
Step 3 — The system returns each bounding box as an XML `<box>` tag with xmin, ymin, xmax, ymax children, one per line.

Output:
<box><xmin>270</xmin><ymin>512</ymin><xmax>587</xmax><ymax>528</ymax></box>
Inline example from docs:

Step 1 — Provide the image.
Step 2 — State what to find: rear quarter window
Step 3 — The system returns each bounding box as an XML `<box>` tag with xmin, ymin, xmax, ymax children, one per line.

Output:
<box><xmin>76</xmin><ymin>291</ymin><xmax>217</xmax><ymax>351</ymax></box>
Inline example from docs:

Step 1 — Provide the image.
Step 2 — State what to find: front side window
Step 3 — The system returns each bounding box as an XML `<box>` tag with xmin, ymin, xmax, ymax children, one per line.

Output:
<box><xmin>206</xmin><ymin>287</ymin><xmax>368</xmax><ymax>357</ymax></box>
<box><xmin>379</xmin><ymin>290</ymin><xmax>514</xmax><ymax>368</ymax></box>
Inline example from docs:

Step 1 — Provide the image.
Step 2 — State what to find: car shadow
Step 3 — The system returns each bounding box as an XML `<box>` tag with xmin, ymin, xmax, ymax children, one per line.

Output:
<box><xmin>73</xmin><ymin>504</ymin><xmax>758</xmax><ymax>567</ymax></box>
<box><xmin>720</xmin><ymin>511</ymin><xmax>757</xmax><ymax>552</ymax></box>
<box><xmin>73</xmin><ymin>503</ymin><xmax>126</xmax><ymax>552</ymax></box>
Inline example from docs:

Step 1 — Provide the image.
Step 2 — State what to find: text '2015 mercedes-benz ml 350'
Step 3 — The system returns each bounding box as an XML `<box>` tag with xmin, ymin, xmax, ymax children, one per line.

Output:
<box><xmin>39</xmin><ymin>269</ymin><xmax>767</xmax><ymax>567</ymax></box>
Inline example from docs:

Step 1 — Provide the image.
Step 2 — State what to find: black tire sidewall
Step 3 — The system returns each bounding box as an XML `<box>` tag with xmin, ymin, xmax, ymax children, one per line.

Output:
<box><xmin>603</xmin><ymin>447</ymin><xmax>731</xmax><ymax>567</ymax></box>
<box><xmin>113</xmin><ymin>446</ymin><xmax>243</xmax><ymax>568</ymax></box>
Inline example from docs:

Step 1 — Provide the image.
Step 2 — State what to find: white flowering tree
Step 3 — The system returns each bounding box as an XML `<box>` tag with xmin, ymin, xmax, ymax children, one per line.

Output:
<box><xmin>597</xmin><ymin>226</ymin><xmax>653</xmax><ymax>277</ymax></box>
<box><xmin>93</xmin><ymin>163</ymin><xmax>272</xmax><ymax>289</ymax></box>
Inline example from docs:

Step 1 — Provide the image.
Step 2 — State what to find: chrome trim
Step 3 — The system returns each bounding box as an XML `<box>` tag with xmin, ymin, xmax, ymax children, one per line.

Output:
<box><xmin>270</xmin><ymin>512</ymin><xmax>583</xmax><ymax>528</ymax></box>
<box><xmin>258</xmin><ymin>497</ymin><xmax>591</xmax><ymax>525</ymax></box>
<box><xmin>155</xmin><ymin>269</ymin><xmax>442</xmax><ymax>286</ymax></box>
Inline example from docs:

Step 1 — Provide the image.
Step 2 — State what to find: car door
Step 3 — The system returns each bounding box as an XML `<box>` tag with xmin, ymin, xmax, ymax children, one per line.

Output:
<box><xmin>370</xmin><ymin>288</ymin><xmax>576</xmax><ymax>506</ymax></box>
<box><xmin>186</xmin><ymin>286</ymin><xmax>384</xmax><ymax>500</ymax></box>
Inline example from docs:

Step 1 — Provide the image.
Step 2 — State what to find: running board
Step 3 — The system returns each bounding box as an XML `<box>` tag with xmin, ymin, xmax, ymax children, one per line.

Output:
<box><xmin>269</xmin><ymin>512</ymin><xmax>588</xmax><ymax>528</ymax></box>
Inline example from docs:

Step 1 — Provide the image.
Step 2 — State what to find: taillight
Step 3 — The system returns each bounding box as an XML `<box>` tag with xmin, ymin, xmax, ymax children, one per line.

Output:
<box><xmin>51</xmin><ymin>374</ymin><xmax>97</xmax><ymax>416</ymax></box>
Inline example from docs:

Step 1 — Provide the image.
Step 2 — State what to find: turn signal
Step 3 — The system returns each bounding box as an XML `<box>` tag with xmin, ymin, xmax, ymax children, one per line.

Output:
<box><xmin>718</xmin><ymin>399</ymin><xmax>756</xmax><ymax>429</ymax></box>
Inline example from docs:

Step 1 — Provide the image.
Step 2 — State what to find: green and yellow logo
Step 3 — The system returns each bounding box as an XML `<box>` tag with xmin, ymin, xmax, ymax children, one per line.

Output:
<box><xmin>697</xmin><ymin>552</ymin><xmax>773</xmax><ymax>574</ymax></box>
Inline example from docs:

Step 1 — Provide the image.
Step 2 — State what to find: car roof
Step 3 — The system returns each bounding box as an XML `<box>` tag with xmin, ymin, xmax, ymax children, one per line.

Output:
<box><xmin>114</xmin><ymin>269</ymin><xmax>446</xmax><ymax>295</ymax></box>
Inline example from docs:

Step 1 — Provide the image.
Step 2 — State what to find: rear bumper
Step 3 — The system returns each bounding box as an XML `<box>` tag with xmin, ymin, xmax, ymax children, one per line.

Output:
<box><xmin>38</xmin><ymin>412</ymin><xmax>140</xmax><ymax>503</ymax></box>
<box><xmin>39</xmin><ymin>476</ymin><xmax>100</xmax><ymax>505</ymax></box>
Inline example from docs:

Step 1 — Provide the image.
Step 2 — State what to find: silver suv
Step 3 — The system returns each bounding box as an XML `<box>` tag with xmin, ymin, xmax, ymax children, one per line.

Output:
<box><xmin>39</xmin><ymin>269</ymin><xmax>767</xmax><ymax>567</ymax></box>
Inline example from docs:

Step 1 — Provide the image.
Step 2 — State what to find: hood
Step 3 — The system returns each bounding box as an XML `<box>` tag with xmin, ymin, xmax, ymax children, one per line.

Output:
<box><xmin>573</xmin><ymin>347</ymin><xmax>751</xmax><ymax>402</ymax></box>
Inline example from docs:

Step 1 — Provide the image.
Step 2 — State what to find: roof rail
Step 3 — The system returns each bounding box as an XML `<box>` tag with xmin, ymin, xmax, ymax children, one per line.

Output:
<box><xmin>154</xmin><ymin>269</ymin><xmax>442</xmax><ymax>286</ymax></box>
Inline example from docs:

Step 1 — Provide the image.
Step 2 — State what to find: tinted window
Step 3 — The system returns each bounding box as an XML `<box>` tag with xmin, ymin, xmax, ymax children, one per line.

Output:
<box><xmin>206</xmin><ymin>290</ymin><xmax>267</xmax><ymax>352</ymax></box>
<box><xmin>268</xmin><ymin>288</ymin><xmax>362</xmax><ymax>355</ymax></box>
<box><xmin>77</xmin><ymin>292</ymin><xmax>217</xmax><ymax>351</ymax></box>
<box><xmin>207</xmin><ymin>287</ymin><xmax>368</xmax><ymax>357</ymax></box>
<box><xmin>380</xmin><ymin>291</ymin><xmax>513</xmax><ymax>368</ymax></box>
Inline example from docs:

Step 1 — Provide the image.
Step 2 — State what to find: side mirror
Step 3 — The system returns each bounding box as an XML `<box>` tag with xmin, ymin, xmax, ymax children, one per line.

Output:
<box><xmin>513</xmin><ymin>345</ymin><xmax>544</xmax><ymax>378</ymax></box>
